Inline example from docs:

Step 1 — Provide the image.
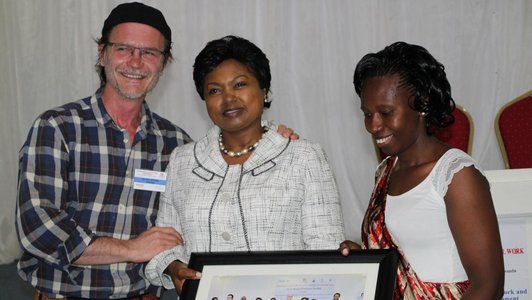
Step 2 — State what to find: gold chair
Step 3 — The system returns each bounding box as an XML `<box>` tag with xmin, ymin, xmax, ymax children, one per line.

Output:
<box><xmin>495</xmin><ymin>90</ymin><xmax>532</xmax><ymax>169</ymax></box>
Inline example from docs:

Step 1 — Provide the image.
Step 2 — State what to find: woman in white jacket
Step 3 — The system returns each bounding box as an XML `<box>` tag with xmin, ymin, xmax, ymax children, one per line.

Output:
<box><xmin>146</xmin><ymin>35</ymin><xmax>345</xmax><ymax>295</ymax></box>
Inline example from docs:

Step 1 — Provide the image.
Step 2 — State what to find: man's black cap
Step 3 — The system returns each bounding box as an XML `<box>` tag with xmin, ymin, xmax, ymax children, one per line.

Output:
<box><xmin>101</xmin><ymin>2</ymin><xmax>171</xmax><ymax>43</ymax></box>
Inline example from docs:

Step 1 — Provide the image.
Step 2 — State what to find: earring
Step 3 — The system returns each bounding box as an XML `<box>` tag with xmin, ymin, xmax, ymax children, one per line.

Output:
<box><xmin>264</xmin><ymin>96</ymin><xmax>271</xmax><ymax>104</ymax></box>
<box><xmin>420</xmin><ymin>112</ymin><xmax>427</xmax><ymax>116</ymax></box>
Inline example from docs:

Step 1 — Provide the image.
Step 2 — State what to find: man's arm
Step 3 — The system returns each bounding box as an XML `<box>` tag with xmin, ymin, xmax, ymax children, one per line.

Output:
<box><xmin>16</xmin><ymin>116</ymin><xmax>182</xmax><ymax>267</ymax></box>
<box><xmin>73</xmin><ymin>227</ymin><xmax>182</xmax><ymax>265</ymax></box>
<box><xmin>16</xmin><ymin>117</ymin><xmax>93</xmax><ymax>268</ymax></box>
<box><xmin>276</xmin><ymin>124</ymin><xmax>299</xmax><ymax>140</ymax></box>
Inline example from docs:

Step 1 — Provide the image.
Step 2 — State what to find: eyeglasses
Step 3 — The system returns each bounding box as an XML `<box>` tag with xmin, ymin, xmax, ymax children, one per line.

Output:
<box><xmin>106</xmin><ymin>42</ymin><xmax>165</xmax><ymax>63</ymax></box>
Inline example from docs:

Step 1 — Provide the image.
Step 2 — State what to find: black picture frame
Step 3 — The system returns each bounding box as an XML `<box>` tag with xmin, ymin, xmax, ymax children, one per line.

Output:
<box><xmin>181</xmin><ymin>249</ymin><xmax>398</xmax><ymax>300</ymax></box>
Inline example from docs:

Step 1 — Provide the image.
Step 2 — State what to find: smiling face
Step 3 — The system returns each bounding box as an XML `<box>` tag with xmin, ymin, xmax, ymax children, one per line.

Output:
<box><xmin>360</xmin><ymin>74</ymin><xmax>426</xmax><ymax>157</ymax></box>
<box><xmin>204</xmin><ymin>59</ymin><xmax>266</xmax><ymax>136</ymax></box>
<box><xmin>99</xmin><ymin>22</ymin><xmax>166</xmax><ymax>102</ymax></box>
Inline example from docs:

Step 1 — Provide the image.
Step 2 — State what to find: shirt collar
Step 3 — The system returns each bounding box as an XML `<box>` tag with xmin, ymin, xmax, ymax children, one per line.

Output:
<box><xmin>91</xmin><ymin>88</ymin><xmax>154</xmax><ymax>134</ymax></box>
<box><xmin>193</xmin><ymin>123</ymin><xmax>290</xmax><ymax>177</ymax></box>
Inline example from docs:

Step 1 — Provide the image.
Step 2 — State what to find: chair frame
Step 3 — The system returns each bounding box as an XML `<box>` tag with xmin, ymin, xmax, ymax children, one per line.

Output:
<box><xmin>450</xmin><ymin>104</ymin><xmax>474</xmax><ymax>155</ymax></box>
<box><xmin>373</xmin><ymin>104</ymin><xmax>474</xmax><ymax>161</ymax></box>
<box><xmin>494</xmin><ymin>89</ymin><xmax>532</xmax><ymax>169</ymax></box>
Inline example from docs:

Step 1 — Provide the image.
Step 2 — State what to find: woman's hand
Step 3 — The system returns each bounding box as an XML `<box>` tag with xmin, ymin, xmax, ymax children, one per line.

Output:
<box><xmin>339</xmin><ymin>240</ymin><xmax>361</xmax><ymax>256</ymax></box>
<box><xmin>165</xmin><ymin>260</ymin><xmax>202</xmax><ymax>295</ymax></box>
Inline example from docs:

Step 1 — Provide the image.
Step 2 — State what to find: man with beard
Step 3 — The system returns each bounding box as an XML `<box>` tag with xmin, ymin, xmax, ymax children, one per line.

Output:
<box><xmin>16</xmin><ymin>3</ymin><xmax>188</xmax><ymax>299</ymax></box>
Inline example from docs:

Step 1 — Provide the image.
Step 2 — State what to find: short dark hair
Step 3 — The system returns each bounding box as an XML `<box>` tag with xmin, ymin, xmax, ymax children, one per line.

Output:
<box><xmin>353</xmin><ymin>41</ymin><xmax>455</xmax><ymax>134</ymax></box>
<box><xmin>193</xmin><ymin>35</ymin><xmax>272</xmax><ymax>108</ymax></box>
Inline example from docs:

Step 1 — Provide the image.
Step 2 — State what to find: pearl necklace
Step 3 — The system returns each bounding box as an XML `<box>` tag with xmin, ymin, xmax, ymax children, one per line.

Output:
<box><xmin>219</xmin><ymin>126</ymin><xmax>268</xmax><ymax>157</ymax></box>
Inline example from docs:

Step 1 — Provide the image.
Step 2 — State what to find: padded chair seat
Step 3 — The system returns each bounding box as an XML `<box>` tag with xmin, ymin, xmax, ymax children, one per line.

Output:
<box><xmin>495</xmin><ymin>90</ymin><xmax>532</xmax><ymax>169</ymax></box>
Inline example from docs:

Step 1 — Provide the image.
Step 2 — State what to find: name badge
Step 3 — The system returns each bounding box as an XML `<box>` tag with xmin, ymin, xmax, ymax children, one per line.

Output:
<box><xmin>133</xmin><ymin>169</ymin><xmax>167</xmax><ymax>192</ymax></box>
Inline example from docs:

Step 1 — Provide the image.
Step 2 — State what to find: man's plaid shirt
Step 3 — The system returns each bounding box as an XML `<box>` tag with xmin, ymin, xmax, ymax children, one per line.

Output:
<box><xmin>16</xmin><ymin>90</ymin><xmax>192</xmax><ymax>299</ymax></box>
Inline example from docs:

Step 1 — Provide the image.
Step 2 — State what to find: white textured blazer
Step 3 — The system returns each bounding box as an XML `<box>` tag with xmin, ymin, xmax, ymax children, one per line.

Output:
<box><xmin>145</xmin><ymin>124</ymin><xmax>345</xmax><ymax>288</ymax></box>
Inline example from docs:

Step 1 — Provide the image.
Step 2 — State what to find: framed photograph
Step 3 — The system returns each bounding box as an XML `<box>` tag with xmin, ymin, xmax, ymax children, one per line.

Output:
<box><xmin>181</xmin><ymin>249</ymin><xmax>398</xmax><ymax>300</ymax></box>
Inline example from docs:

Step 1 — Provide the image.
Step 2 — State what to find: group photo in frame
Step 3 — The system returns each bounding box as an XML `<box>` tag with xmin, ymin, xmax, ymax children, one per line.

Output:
<box><xmin>181</xmin><ymin>249</ymin><xmax>399</xmax><ymax>300</ymax></box>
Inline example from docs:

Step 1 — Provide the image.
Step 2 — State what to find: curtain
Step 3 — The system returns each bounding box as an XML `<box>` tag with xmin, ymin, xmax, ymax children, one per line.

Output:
<box><xmin>1</xmin><ymin>0</ymin><xmax>531</xmax><ymax>264</ymax></box>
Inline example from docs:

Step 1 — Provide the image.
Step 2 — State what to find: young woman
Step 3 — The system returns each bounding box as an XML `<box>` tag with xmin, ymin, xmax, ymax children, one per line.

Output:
<box><xmin>341</xmin><ymin>41</ymin><xmax>504</xmax><ymax>299</ymax></box>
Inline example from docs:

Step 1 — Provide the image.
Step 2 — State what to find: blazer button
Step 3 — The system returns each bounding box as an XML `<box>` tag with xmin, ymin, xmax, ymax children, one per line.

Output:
<box><xmin>222</xmin><ymin>232</ymin><xmax>231</xmax><ymax>241</ymax></box>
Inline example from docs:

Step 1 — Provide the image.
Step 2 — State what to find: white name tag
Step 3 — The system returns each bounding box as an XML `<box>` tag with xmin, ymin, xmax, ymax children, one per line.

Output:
<box><xmin>133</xmin><ymin>169</ymin><xmax>167</xmax><ymax>192</ymax></box>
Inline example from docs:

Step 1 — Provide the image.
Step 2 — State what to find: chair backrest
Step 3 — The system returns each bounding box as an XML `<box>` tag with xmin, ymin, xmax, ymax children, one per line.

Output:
<box><xmin>374</xmin><ymin>104</ymin><xmax>474</xmax><ymax>161</ymax></box>
<box><xmin>495</xmin><ymin>90</ymin><xmax>532</xmax><ymax>169</ymax></box>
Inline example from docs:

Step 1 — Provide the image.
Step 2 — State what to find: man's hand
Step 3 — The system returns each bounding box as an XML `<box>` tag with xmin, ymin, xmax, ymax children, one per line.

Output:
<box><xmin>73</xmin><ymin>227</ymin><xmax>183</xmax><ymax>265</ymax></box>
<box><xmin>339</xmin><ymin>240</ymin><xmax>361</xmax><ymax>256</ymax></box>
<box><xmin>276</xmin><ymin>124</ymin><xmax>299</xmax><ymax>140</ymax></box>
<box><xmin>165</xmin><ymin>260</ymin><xmax>202</xmax><ymax>295</ymax></box>
<box><xmin>125</xmin><ymin>226</ymin><xmax>183</xmax><ymax>263</ymax></box>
